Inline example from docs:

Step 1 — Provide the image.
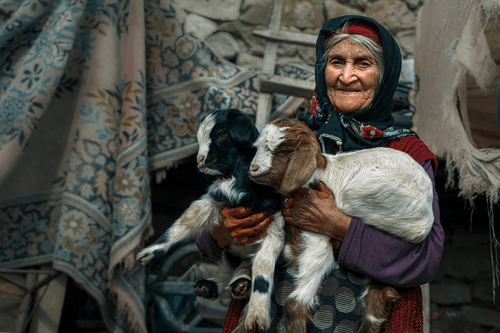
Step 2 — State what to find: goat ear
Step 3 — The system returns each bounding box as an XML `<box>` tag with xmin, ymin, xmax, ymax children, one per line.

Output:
<box><xmin>280</xmin><ymin>147</ymin><xmax>316</xmax><ymax>194</ymax></box>
<box><xmin>227</xmin><ymin>111</ymin><xmax>259</xmax><ymax>149</ymax></box>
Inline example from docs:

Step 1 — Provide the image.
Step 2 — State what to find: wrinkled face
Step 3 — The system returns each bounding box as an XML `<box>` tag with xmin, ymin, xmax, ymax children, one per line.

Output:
<box><xmin>325</xmin><ymin>38</ymin><xmax>380</xmax><ymax>114</ymax></box>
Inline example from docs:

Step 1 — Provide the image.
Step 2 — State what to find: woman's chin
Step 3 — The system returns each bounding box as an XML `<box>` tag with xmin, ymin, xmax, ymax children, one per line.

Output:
<box><xmin>336</xmin><ymin>106</ymin><xmax>358</xmax><ymax>114</ymax></box>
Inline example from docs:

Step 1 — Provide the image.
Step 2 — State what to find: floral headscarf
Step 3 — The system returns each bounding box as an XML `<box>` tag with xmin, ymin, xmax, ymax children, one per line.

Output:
<box><xmin>301</xmin><ymin>15</ymin><xmax>414</xmax><ymax>153</ymax></box>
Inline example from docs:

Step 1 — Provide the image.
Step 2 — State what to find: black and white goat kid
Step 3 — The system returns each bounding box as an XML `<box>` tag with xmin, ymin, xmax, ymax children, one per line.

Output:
<box><xmin>136</xmin><ymin>109</ymin><xmax>284</xmax><ymax>333</ymax></box>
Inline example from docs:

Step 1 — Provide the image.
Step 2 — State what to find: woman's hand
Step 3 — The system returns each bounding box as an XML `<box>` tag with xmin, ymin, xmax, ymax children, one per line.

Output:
<box><xmin>210</xmin><ymin>206</ymin><xmax>274</xmax><ymax>247</ymax></box>
<box><xmin>281</xmin><ymin>181</ymin><xmax>351</xmax><ymax>243</ymax></box>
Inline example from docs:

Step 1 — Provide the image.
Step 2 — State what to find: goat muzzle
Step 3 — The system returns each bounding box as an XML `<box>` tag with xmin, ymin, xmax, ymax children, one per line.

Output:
<box><xmin>249</xmin><ymin>165</ymin><xmax>259</xmax><ymax>176</ymax></box>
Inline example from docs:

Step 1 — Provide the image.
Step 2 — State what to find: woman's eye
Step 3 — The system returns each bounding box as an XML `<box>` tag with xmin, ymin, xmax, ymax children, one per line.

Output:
<box><xmin>217</xmin><ymin>130</ymin><xmax>228</xmax><ymax>139</ymax></box>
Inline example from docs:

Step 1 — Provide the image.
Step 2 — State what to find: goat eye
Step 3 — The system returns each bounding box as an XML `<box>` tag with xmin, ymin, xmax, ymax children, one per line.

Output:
<box><xmin>216</xmin><ymin>130</ymin><xmax>228</xmax><ymax>140</ymax></box>
<box><xmin>278</xmin><ymin>149</ymin><xmax>290</xmax><ymax>156</ymax></box>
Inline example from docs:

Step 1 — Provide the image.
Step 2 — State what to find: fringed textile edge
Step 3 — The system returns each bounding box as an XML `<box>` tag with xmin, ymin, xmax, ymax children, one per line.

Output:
<box><xmin>444</xmin><ymin>2</ymin><xmax>500</xmax><ymax>302</ymax></box>
<box><xmin>106</xmin><ymin>273</ymin><xmax>149</xmax><ymax>333</ymax></box>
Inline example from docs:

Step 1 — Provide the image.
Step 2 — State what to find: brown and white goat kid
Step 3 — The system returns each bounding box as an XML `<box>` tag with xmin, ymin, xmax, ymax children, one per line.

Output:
<box><xmin>137</xmin><ymin>109</ymin><xmax>284</xmax><ymax>333</ymax></box>
<box><xmin>249</xmin><ymin>118</ymin><xmax>434</xmax><ymax>333</ymax></box>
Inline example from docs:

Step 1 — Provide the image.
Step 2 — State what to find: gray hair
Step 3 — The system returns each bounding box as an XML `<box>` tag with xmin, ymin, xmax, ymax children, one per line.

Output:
<box><xmin>320</xmin><ymin>24</ymin><xmax>384</xmax><ymax>85</ymax></box>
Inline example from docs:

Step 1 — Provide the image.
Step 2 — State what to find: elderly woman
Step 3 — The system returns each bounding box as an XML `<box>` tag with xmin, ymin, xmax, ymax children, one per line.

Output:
<box><xmin>197</xmin><ymin>15</ymin><xmax>444</xmax><ymax>333</ymax></box>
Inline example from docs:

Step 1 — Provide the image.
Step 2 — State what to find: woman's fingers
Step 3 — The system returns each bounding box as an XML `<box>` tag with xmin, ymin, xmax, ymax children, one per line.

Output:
<box><xmin>234</xmin><ymin>228</ymin><xmax>268</xmax><ymax>246</ymax></box>
<box><xmin>226</xmin><ymin>212</ymin><xmax>274</xmax><ymax>238</ymax></box>
<box><xmin>221</xmin><ymin>206</ymin><xmax>254</xmax><ymax>219</ymax></box>
<box><xmin>315</xmin><ymin>181</ymin><xmax>333</xmax><ymax>197</ymax></box>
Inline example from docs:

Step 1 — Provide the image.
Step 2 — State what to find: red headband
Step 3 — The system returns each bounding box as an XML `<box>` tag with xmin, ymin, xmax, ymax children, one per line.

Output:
<box><xmin>328</xmin><ymin>22</ymin><xmax>381</xmax><ymax>45</ymax></box>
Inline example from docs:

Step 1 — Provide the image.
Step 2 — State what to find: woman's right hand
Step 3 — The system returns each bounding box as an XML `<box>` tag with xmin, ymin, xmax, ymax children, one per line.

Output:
<box><xmin>210</xmin><ymin>206</ymin><xmax>274</xmax><ymax>247</ymax></box>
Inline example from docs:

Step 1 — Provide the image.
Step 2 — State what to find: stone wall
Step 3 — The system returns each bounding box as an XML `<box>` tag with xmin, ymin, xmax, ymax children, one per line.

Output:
<box><xmin>175</xmin><ymin>0</ymin><xmax>423</xmax><ymax>69</ymax></box>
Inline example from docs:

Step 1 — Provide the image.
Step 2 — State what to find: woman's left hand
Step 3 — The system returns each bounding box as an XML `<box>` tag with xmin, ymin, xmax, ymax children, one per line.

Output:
<box><xmin>281</xmin><ymin>181</ymin><xmax>352</xmax><ymax>242</ymax></box>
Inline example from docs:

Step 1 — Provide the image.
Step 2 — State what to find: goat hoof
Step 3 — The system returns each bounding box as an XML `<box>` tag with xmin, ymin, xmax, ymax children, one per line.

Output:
<box><xmin>136</xmin><ymin>250</ymin><xmax>154</xmax><ymax>268</ymax></box>
<box><xmin>194</xmin><ymin>280</ymin><xmax>218</xmax><ymax>299</ymax></box>
<box><xmin>229</xmin><ymin>278</ymin><xmax>251</xmax><ymax>299</ymax></box>
<box><xmin>136</xmin><ymin>247</ymin><xmax>167</xmax><ymax>268</ymax></box>
<box><xmin>245</xmin><ymin>315</ymin><xmax>268</xmax><ymax>333</ymax></box>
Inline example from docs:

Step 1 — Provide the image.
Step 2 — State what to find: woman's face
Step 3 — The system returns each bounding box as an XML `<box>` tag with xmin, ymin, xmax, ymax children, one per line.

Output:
<box><xmin>325</xmin><ymin>38</ymin><xmax>380</xmax><ymax>114</ymax></box>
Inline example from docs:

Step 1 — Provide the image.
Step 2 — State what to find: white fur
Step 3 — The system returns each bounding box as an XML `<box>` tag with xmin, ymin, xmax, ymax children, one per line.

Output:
<box><xmin>250</xmin><ymin>122</ymin><xmax>435</xmax><ymax>330</ymax></box>
<box><xmin>252</xmin><ymin>123</ymin><xmax>286</xmax><ymax>173</ymax></box>
<box><xmin>316</xmin><ymin>148</ymin><xmax>434</xmax><ymax>242</ymax></box>
<box><xmin>197</xmin><ymin>113</ymin><xmax>215</xmax><ymax>163</ymax></box>
<box><xmin>245</xmin><ymin>212</ymin><xmax>285</xmax><ymax>331</ymax></box>
<box><xmin>252</xmin><ymin>123</ymin><xmax>434</xmax><ymax>243</ymax></box>
<box><xmin>208</xmin><ymin>177</ymin><xmax>248</xmax><ymax>204</ymax></box>
<box><xmin>286</xmin><ymin>232</ymin><xmax>335</xmax><ymax>307</ymax></box>
<box><xmin>139</xmin><ymin>113</ymin><xmax>286</xmax><ymax>333</ymax></box>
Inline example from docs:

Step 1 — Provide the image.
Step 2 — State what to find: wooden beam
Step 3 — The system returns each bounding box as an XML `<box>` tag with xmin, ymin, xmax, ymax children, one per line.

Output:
<box><xmin>259</xmin><ymin>75</ymin><xmax>315</xmax><ymax>99</ymax></box>
<box><xmin>253</xmin><ymin>29</ymin><xmax>317</xmax><ymax>47</ymax></box>
<box><xmin>255</xmin><ymin>0</ymin><xmax>283</xmax><ymax>129</ymax></box>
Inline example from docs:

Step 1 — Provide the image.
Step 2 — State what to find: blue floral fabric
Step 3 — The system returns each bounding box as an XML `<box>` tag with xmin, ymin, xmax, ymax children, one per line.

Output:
<box><xmin>0</xmin><ymin>0</ymin><xmax>313</xmax><ymax>332</ymax></box>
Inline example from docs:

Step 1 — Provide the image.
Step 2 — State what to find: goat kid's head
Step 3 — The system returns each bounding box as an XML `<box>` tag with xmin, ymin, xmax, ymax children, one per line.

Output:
<box><xmin>249</xmin><ymin>118</ymin><xmax>324</xmax><ymax>194</ymax></box>
<box><xmin>197</xmin><ymin>109</ymin><xmax>259</xmax><ymax>177</ymax></box>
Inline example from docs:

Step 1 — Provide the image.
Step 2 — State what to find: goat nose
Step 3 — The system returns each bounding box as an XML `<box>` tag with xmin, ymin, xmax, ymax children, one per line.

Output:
<box><xmin>197</xmin><ymin>155</ymin><xmax>204</xmax><ymax>167</ymax></box>
<box><xmin>249</xmin><ymin>165</ymin><xmax>259</xmax><ymax>175</ymax></box>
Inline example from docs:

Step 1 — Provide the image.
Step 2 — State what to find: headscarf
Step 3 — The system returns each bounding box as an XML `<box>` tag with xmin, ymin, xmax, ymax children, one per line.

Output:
<box><xmin>300</xmin><ymin>15</ymin><xmax>414</xmax><ymax>153</ymax></box>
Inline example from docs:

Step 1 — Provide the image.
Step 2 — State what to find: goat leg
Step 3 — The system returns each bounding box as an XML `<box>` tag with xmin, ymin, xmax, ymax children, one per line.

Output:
<box><xmin>284</xmin><ymin>232</ymin><xmax>335</xmax><ymax>333</ymax></box>
<box><xmin>358</xmin><ymin>281</ymin><xmax>400</xmax><ymax>333</ymax></box>
<box><xmin>136</xmin><ymin>194</ymin><xmax>222</xmax><ymax>267</ymax></box>
<box><xmin>244</xmin><ymin>212</ymin><xmax>285</xmax><ymax>333</ymax></box>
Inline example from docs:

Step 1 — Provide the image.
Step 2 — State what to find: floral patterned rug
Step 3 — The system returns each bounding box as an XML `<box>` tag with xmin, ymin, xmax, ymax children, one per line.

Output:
<box><xmin>0</xmin><ymin>0</ymin><xmax>313</xmax><ymax>332</ymax></box>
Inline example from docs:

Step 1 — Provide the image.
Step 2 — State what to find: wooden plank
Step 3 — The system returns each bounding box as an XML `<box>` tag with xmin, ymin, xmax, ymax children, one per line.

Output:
<box><xmin>267</xmin><ymin>0</ymin><xmax>282</xmax><ymax>31</ymax></box>
<box><xmin>260</xmin><ymin>75</ymin><xmax>314</xmax><ymax>99</ymax></box>
<box><xmin>255</xmin><ymin>93</ymin><xmax>273</xmax><ymax>131</ymax></box>
<box><xmin>253</xmin><ymin>29</ymin><xmax>316</xmax><ymax>47</ymax></box>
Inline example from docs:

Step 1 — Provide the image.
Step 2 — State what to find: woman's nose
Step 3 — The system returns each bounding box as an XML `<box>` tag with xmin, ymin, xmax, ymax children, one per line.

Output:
<box><xmin>339</xmin><ymin>65</ymin><xmax>356</xmax><ymax>84</ymax></box>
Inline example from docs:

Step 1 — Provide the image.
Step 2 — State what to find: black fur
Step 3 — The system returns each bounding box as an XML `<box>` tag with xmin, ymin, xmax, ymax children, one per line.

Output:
<box><xmin>202</xmin><ymin>109</ymin><xmax>281</xmax><ymax>213</ymax></box>
<box><xmin>252</xmin><ymin>275</ymin><xmax>270</xmax><ymax>294</ymax></box>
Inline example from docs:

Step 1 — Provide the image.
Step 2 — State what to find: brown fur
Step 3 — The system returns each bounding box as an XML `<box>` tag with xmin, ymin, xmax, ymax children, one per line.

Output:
<box><xmin>268</xmin><ymin>119</ymin><xmax>327</xmax><ymax>194</ymax></box>
<box><xmin>284</xmin><ymin>224</ymin><xmax>304</xmax><ymax>264</ymax></box>
<box><xmin>360</xmin><ymin>281</ymin><xmax>401</xmax><ymax>332</ymax></box>
<box><xmin>284</xmin><ymin>299</ymin><xmax>312</xmax><ymax>333</ymax></box>
<box><xmin>254</xmin><ymin>118</ymin><xmax>402</xmax><ymax>332</ymax></box>
<box><xmin>284</xmin><ymin>297</ymin><xmax>313</xmax><ymax>333</ymax></box>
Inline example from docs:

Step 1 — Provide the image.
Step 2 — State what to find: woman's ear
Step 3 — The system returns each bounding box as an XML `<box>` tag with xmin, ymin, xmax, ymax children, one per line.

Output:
<box><xmin>280</xmin><ymin>147</ymin><xmax>316</xmax><ymax>194</ymax></box>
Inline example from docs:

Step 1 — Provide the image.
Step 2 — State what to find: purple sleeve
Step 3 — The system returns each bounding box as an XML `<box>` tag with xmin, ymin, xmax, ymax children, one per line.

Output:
<box><xmin>196</xmin><ymin>230</ymin><xmax>225</xmax><ymax>260</ymax></box>
<box><xmin>338</xmin><ymin>160</ymin><xmax>445</xmax><ymax>287</ymax></box>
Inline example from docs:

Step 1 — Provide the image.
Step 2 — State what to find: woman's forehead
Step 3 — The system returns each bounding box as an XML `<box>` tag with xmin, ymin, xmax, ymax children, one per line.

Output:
<box><xmin>328</xmin><ymin>39</ymin><xmax>374</xmax><ymax>59</ymax></box>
